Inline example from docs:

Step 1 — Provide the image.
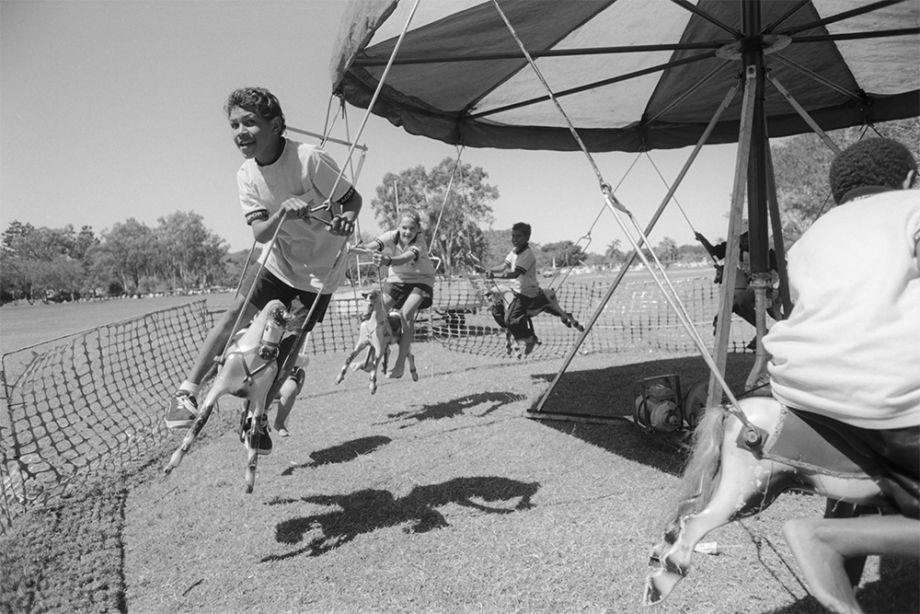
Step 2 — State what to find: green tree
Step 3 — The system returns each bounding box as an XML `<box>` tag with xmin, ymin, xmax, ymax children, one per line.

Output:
<box><xmin>654</xmin><ymin>237</ymin><xmax>679</xmax><ymax>268</ymax></box>
<box><xmin>772</xmin><ymin>117</ymin><xmax>920</xmax><ymax>244</ymax></box>
<box><xmin>155</xmin><ymin>211</ymin><xmax>229</xmax><ymax>289</ymax></box>
<box><xmin>99</xmin><ymin>219</ymin><xmax>158</xmax><ymax>294</ymax></box>
<box><xmin>539</xmin><ymin>240</ymin><xmax>587</xmax><ymax>269</ymax></box>
<box><xmin>0</xmin><ymin>222</ymin><xmax>92</xmax><ymax>301</ymax></box>
<box><xmin>604</xmin><ymin>239</ymin><xmax>625</xmax><ymax>266</ymax></box>
<box><xmin>370</xmin><ymin>158</ymin><xmax>498</xmax><ymax>273</ymax></box>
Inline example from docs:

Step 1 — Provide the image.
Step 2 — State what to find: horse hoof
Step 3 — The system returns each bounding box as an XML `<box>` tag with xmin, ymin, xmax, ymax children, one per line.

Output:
<box><xmin>642</xmin><ymin>577</ymin><xmax>665</xmax><ymax>606</ymax></box>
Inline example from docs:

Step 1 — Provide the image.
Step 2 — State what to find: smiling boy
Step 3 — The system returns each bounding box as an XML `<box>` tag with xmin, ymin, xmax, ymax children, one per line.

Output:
<box><xmin>163</xmin><ymin>87</ymin><xmax>361</xmax><ymax>454</ymax></box>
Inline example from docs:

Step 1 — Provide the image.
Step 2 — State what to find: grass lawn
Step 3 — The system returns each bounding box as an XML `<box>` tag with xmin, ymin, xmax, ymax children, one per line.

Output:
<box><xmin>4</xmin><ymin>342</ymin><xmax>914</xmax><ymax>613</ymax></box>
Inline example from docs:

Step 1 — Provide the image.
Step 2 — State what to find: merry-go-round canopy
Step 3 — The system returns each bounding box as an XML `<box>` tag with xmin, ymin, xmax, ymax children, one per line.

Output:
<box><xmin>330</xmin><ymin>0</ymin><xmax>920</xmax><ymax>153</ymax></box>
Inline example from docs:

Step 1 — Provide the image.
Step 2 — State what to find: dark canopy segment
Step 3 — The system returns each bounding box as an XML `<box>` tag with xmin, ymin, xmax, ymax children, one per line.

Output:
<box><xmin>332</xmin><ymin>0</ymin><xmax>919</xmax><ymax>152</ymax></box>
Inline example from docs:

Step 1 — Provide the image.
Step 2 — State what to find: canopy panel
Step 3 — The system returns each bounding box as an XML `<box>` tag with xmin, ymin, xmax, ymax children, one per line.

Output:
<box><xmin>331</xmin><ymin>0</ymin><xmax>920</xmax><ymax>151</ymax></box>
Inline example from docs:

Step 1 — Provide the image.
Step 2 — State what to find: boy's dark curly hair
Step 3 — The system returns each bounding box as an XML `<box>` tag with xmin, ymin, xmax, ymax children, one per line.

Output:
<box><xmin>224</xmin><ymin>87</ymin><xmax>286</xmax><ymax>132</ymax></box>
<box><xmin>512</xmin><ymin>222</ymin><xmax>532</xmax><ymax>239</ymax></box>
<box><xmin>829</xmin><ymin>137</ymin><xmax>916</xmax><ymax>204</ymax></box>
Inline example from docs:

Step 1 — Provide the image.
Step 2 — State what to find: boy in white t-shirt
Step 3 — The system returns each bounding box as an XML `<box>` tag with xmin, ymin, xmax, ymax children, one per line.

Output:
<box><xmin>761</xmin><ymin>137</ymin><xmax>919</xmax><ymax>612</ymax></box>
<box><xmin>164</xmin><ymin>88</ymin><xmax>362</xmax><ymax>454</ymax></box>
<box><xmin>486</xmin><ymin>222</ymin><xmax>544</xmax><ymax>355</ymax></box>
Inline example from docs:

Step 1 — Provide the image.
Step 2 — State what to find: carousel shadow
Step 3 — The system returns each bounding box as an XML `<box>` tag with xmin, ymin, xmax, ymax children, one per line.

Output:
<box><xmin>280</xmin><ymin>435</ymin><xmax>391</xmax><ymax>476</ymax></box>
<box><xmin>260</xmin><ymin>476</ymin><xmax>539</xmax><ymax>562</ymax></box>
<box><xmin>528</xmin><ymin>354</ymin><xmax>757</xmax><ymax>476</ymax></box>
<box><xmin>386</xmin><ymin>391</ymin><xmax>526</xmax><ymax>426</ymax></box>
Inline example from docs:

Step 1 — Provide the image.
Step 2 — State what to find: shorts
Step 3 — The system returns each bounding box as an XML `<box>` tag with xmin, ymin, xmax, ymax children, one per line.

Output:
<box><xmin>383</xmin><ymin>282</ymin><xmax>433</xmax><ymax>311</ymax></box>
<box><xmin>249</xmin><ymin>269</ymin><xmax>331</xmax><ymax>332</ymax></box>
<box><xmin>788</xmin><ymin>408</ymin><xmax>920</xmax><ymax>519</ymax></box>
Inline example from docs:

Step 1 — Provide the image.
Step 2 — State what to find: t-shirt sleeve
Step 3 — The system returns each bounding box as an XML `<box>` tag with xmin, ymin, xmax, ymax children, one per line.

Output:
<box><xmin>377</xmin><ymin>230</ymin><xmax>398</xmax><ymax>253</ymax></box>
<box><xmin>307</xmin><ymin>149</ymin><xmax>356</xmax><ymax>204</ymax></box>
<box><xmin>238</xmin><ymin>166</ymin><xmax>268</xmax><ymax>225</ymax></box>
<box><xmin>516</xmin><ymin>249</ymin><xmax>536</xmax><ymax>273</ymax></box>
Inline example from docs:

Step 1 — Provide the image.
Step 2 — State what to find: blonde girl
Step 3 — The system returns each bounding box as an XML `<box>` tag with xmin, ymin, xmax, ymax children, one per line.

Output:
<box><xmin>362</xmin><ymin>209</ymin><xmax>436</xmax><ymax>378</ymax></box>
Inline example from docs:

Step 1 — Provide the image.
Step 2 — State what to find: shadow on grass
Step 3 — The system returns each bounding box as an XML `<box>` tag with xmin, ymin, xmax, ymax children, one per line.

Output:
<box><xmin>385</xmin><ymin>391</ymin><xmax>526</xmax><ymax>426</ymax></box>
<box><xmin>279</xmin><ymin>436</ymin><xmax>392</xmax><ymax>476</ymax></box>
<box><xmin>261</xmin><ymin>476</ymin><xmax>539</xmax><ymax>561</ymax></box>
<box><xmin>527</xmin><ymin>353</ymin><xmax>758</xmax><ymax>476</ymax></box>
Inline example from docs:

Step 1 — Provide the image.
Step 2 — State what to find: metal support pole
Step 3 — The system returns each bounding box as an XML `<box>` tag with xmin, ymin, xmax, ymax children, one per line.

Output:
<box><xmin>533</xmin><ymin>84</ymin><xmax>739</xmax><ymax>415</ymax></box>
<box><xmin>706</xmin><ymin>65</ymin><xmax>758</xmax><ymax>408</ymax></box>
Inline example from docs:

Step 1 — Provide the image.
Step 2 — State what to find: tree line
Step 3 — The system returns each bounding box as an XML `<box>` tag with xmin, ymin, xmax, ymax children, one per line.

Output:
<box><xmin>0</xmin><ymin>212</ymin><xmax>236</xmax><ymax>303</ymax></box>
<box><xmin>4</xmin><ymin>118</ymin><xmax>914</xmax><ymax>304</ymax></box>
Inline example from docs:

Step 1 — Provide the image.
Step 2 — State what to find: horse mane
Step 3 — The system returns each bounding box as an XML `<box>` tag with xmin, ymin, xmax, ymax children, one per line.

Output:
<box><xmin>658</xmin><ymin>405</ymin><xmax>728</xmax><ymax>536</ymax></box>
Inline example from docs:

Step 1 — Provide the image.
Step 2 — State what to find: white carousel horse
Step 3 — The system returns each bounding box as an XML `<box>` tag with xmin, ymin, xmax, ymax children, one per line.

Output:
<box><xmin>163</xmin><ymin>299</ymin><xmax>292</xmax><ymax>493</ymax></box>
<box><xmin>335</xmin><ymin>289</ymin><xmax>418</xmax><ymax>394</ymax></box>
<box><xmin>643</xmin><ymin>395</ymin><xmax>903</xmax><ymax>613</ymax></box>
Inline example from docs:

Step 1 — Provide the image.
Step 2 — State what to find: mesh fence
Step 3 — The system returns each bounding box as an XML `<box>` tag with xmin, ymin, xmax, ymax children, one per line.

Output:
<box><xmin>1</xmin><ymin>272</ymin><xmax>755</xmax><ymax>531</ymax></box>
<box><xmin>427</xmin><ymin>274</ymin><xmax>754</xmax><ymax>359</ymax></box>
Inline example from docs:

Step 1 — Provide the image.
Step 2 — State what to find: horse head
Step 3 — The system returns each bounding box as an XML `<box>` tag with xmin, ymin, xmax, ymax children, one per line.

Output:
<box><xmin>253</xmin><ymin>300</ymin><xmax>291</xmax><ymax>361</ymax></box>
<box><xmin>360</xmin><ymin>290</ymin><xmax>384</xmax><ymax>320</ymax></box>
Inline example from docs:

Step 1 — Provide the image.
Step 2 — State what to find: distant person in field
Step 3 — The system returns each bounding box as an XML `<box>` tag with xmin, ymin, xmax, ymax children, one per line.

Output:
<box><xmin>761</xmin><ymin>137</ymin><xmax>919</xmax><ymax>613</ymax></box>
<box><xmin>163</xmin><ymin>87</ymin><xmax>362</xmax><ymax>456</ymax></box>
<box><xmin>353</xmin><ymin>209</ymin><xmax>436</xmax><ymax>379</ymax></box>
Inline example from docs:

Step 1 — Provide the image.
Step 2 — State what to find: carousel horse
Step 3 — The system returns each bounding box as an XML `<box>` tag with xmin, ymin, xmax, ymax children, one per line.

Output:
<box><xmin>644</xmin><ymin>395</ymin><xmax>899</xmax><ymax>612</ymax></box>
<box><xmin>486</xmin><ymin>284</ymin><xmax>584</xmax><ymax>358</ymax></box>
<box><xmin>163</xmin><ymin>299</ymin><xmax>292</xmax><ymax>493</ymax></box>
<box><xmin>335</xmin><ymin>289</ymin><xmax>418</xmax><ymax>394</ymax></box>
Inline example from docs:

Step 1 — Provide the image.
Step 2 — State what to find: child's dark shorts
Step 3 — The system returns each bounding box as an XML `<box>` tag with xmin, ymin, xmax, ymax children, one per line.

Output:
<box><xmin>788</xmin><ymin>408</ymin><xmax>919</xmax><ymax>519</ymax></box>
<box><xmin>384</xmin><ymin>282</ymin><xmax>433</xmax><ymax>310</ymax></box>
<box><xmin>250</xmin><ymin>269</ymin><xmax>331</xmax><ymax>332</ymax></box>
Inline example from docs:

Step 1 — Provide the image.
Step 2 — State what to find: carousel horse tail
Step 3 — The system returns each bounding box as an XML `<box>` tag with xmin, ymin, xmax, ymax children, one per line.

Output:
<box><xmin>660</xmin><ymin>405</ymin><xmax>729</xmax><ymax>537</ymax></box>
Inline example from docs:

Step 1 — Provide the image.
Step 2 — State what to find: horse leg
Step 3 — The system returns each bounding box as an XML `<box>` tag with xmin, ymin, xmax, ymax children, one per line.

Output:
<box><xmin>646</xmin><ymin>413</ymin><xmax>791</xmax><ymax>604</ymax></box>
<box><xmin>407</xmin><ymin>350</ymin><xmax>418</xmax><ymax>382</ymax></box>
<box><xmin>163</xmin><ymin>395</ymin><xmax>220</xmax><ymax>474</ymax></box>
<box><xmin>337</xmin><ymin>339</ymin><xmax>369</xmax><ymax>383</ymax></box>
<box><xmin>369</xmin><ymin>340</ymin><xmax>384</xmax><ymax>394</ymax></box>
<box><xmin>242</xmin><ymin>400</ymin><xmax>260</xmax><ymax>493</ymax></box>
<box><xmin>243</xmin><ymin>380</ymin><xmax>275</xmax><ymax>493</ymax></box>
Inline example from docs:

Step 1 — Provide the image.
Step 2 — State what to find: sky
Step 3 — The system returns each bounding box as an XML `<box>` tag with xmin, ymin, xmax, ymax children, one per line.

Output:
<box><xmin>1</xmin><ymin>0</ymin><xmax>741</xmax><ymax>255</ymax></box>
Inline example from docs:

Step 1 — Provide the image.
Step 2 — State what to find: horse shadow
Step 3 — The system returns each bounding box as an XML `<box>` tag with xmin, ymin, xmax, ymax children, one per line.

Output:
<box><xmin>260</xmin><ymin>476</ymin><xmax>540</xmax><ymax>562</ymax></box>
<box><xmin>280</xmin><ymin>436</ymin><xmax>392</xmax><ymax>476</ymax></box>
<box><xmin>528</xmin><ymin>354</ymin><xmax>759</xmax><ymax>476</ymax></box>
<box><xmin>385</xmin><ymin>391</ymin><xmax>526</xmax><ymax>426</ymax></box>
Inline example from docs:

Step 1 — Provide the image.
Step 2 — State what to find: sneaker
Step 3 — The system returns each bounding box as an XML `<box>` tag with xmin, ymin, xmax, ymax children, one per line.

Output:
<box><xmin>164</xmin><ymin>392</ymin><xmax>198</xmax><ymax>429</ymax></box>
<box><xmin>522</xmin><ymin>336</ymin><xmax>538</xmax><ymax>356</ymax></box>
<box><xmin>241</xmin><ymin>412</ymin><xmax>272</xmax><ymax>456</ymax></box>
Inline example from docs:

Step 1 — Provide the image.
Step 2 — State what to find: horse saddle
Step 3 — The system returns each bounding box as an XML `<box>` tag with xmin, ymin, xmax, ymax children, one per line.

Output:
<box><xmin>764</xmin><ymin>406</ymin><xmax>873</xmax><ymax>477</ymax></box>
